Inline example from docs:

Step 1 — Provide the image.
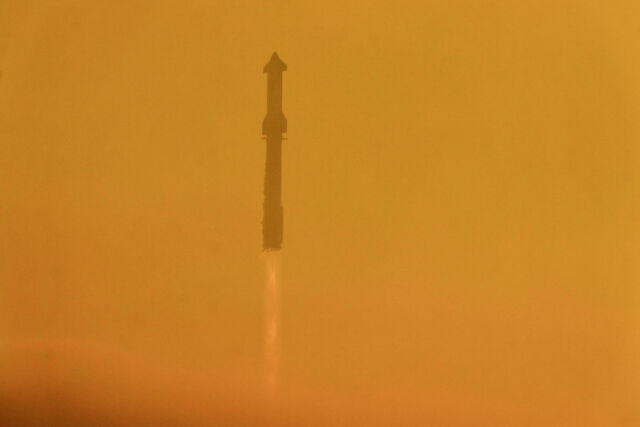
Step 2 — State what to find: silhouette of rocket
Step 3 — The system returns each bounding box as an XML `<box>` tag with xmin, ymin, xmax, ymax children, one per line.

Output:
<box><xmin>262</xmin><ymin>52</ymin><xmax>287</xmax><ymax>250</ymax></box>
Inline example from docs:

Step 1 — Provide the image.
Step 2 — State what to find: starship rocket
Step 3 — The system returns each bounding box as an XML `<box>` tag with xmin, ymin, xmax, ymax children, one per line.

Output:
<box><xmin>262</xmin><ymin>52</ymin><xmax>287</xmax><ymax>250</ymax></box>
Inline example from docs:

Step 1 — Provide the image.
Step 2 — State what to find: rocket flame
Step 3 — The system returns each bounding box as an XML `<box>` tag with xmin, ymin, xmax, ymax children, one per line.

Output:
<box><xmin>264</xmin><ymin>251</ymin><xmax>281</xmax><ymax>396</ymax></box>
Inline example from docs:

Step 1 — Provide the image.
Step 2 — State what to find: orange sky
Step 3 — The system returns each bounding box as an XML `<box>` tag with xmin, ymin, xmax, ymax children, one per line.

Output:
<box><xmin>0</xmin><ymin>1</ymin><xmax>639</xmax><ymax>425</ymax></box>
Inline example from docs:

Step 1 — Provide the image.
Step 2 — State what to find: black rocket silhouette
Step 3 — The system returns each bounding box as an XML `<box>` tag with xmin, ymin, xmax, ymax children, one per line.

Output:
<box><xmin>262</xmin><ymin>52</ymin><xmax>287</xmax><ymax>250</ymax></box>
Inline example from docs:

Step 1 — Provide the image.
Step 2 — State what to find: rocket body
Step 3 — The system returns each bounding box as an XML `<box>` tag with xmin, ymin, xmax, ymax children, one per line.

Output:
<box><xmin>262</xmin><ymin>52</ymin><xmax>287</xmax><ymax>250</ymax></box>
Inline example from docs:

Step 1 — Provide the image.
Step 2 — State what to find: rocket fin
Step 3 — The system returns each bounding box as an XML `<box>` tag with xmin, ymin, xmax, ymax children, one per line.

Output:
<box><xmin>262</xmin><ymin>112</ymin><xmax>287</xmax><ymax>135</ymax></box>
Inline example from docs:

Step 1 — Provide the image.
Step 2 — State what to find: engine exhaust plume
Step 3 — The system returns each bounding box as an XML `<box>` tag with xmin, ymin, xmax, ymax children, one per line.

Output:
<box><xmin>263</xmin><ymin>251</ymin><xmax>281</xmax><ymax>396</ymax></box>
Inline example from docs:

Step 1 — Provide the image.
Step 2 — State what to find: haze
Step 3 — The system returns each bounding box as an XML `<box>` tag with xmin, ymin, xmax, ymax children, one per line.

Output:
<box><xmin>0</xmin><ymin>1</ymin><xmax>639</xmax><ymax>425</ymax></box>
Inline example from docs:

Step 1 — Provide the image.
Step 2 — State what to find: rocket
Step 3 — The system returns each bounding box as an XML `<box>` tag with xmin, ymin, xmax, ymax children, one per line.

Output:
<box><xmin>262</xmin><ymin>52</ymin><xmax>287</xmax><ymax>250</ymax></box>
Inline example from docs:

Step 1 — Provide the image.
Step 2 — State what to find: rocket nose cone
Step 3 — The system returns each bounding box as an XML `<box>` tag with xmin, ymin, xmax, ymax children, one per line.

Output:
<box><xmin>264</xmin><ymin>52</ymin><xmax>287</xmax><ymax>73</ymax></box>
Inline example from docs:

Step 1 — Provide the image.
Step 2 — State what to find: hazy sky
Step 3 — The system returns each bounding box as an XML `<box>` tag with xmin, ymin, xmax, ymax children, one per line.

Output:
<box><xmin>1</xmin><ymin>1</ymin><xmax>639</xmax><ymax>424</ymax></box>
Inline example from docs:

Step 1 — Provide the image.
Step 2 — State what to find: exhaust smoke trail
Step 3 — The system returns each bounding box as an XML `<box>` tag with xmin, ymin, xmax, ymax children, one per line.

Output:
<box><xmin>263</xmin><ymin>251</ymin><xmax>281</xmax><ymax>395</ymax></box>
